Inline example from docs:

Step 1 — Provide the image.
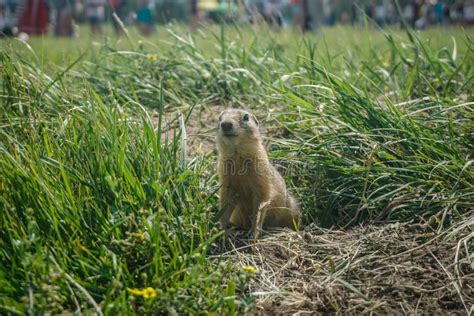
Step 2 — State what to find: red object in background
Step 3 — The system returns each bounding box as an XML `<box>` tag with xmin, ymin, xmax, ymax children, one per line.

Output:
<box><xmin>109</xmin><ymin>0</ymin><xmax>120</xmax><ymax>8</ymax></box>
<box><xmin>18</xmin><ymin>0</ymin><xmax>49</xmax><ymax>35</ymax></box>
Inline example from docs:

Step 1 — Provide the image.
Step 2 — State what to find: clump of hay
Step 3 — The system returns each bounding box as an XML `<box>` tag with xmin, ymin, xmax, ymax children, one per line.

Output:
<box><xmin>219</xmin><ymin>213</ymin><xmax>473</xmax><ymax>314</ymax></box>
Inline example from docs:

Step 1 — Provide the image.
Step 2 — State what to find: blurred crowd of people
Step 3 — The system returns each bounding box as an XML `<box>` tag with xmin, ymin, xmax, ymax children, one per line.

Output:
<box><xmin>1</xmin><ymin>0</ymin><xmax>473</xmax><ymax>38</ymax></box>
<box><xmin>243</xmin><ymin>0</ymin><xmax>474</xmax><ymax>31</ymax></box>
<box><xmin>0</xmin><ymin>0</ymin><xmax>155</xmax><ymax>37</ymax></box>
<box><xmin>364</xmin><ymin>0</ymin><xmax>474</xmax><ymax>29</ymax></box>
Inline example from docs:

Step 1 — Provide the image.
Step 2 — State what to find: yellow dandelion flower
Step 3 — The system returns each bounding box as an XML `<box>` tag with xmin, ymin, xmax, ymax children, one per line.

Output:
<box><xmin>147</xmin><ymin>54</ymin><xmax>157</xmax><ymax>61</ymax></box>
<box><xmin>142</xmin><ymin>287</ymin><xmax>157</xmax><ymax>299</ymax></box>
<box><xmin>127</xmin><ymin>287</ymin><xmax>157</xmax><ymax>299</ymax></box>
<box><xmin>383</xmin><ymin>59</ymin><xmax>390</xmax><ymax>68</ymax></box>
<box><xmin>242</xmin><ymin>265</ymin><xmax>257</xmax><ymax>274</ymax></box>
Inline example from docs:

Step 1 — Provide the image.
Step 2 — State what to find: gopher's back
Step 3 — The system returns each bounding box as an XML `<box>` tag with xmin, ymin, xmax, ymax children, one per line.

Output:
<box><xmin>261</xmin><ymin>166</ymin><xmax>300</xmax><ymax>229</ymax></box>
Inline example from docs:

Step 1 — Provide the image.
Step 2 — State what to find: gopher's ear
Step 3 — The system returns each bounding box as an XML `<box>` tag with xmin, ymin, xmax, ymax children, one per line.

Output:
<box><xmin>252</xmin><ymin>114</ymin><xmax>259</xmax><ymax>126</ymax></box>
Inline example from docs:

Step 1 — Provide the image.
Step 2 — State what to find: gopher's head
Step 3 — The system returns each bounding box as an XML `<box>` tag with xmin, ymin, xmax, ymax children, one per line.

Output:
<box><xmin>216</xmin><ymin>109</ymin><xmax>261</xmax><ymax>152</ymax></box>
<box><xmin>217</xmin><ymin>109</ymin><xmax>259</xmax><ymax>137</ymax></box>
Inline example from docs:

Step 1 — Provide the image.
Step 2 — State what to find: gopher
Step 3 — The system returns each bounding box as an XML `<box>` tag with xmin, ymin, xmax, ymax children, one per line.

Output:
<box><xmin>216</xmin><ymin>109</ymin><xmax>300</xmax><ymax>239</ymax></box>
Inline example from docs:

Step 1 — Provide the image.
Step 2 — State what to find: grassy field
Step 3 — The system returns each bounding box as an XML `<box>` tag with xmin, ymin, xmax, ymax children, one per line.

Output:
<box><xmin>1</xmin><ymin>24</ymin><xmax>473</xmax><ymax>314</ymax></box>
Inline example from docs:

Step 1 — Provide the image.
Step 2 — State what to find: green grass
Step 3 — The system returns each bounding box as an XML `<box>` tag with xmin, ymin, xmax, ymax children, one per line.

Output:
<box><xmin>1</xmin><ymin>24</ymin><xmax>473</xmax><ymax>313</ymax></box>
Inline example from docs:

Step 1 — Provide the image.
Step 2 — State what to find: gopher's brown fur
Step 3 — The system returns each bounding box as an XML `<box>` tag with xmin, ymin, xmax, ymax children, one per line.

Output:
<box><xmin>216</xmin><ymin>109</ymin><xmax>300</xmax><ymax>239</ymax></box>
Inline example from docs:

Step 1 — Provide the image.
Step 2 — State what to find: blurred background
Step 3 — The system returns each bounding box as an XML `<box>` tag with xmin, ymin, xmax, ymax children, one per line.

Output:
<box><xmin>1</xmin><ymin>0</ymin><xmax>473</xmax><ymax>38</ymax></box>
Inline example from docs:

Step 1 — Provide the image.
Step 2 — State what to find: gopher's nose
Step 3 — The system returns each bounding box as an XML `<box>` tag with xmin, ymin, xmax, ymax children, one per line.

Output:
<box><xmin>221</xmin><ymin>122</ymin><xmax>233</xmax><ymax>132</ymax></box>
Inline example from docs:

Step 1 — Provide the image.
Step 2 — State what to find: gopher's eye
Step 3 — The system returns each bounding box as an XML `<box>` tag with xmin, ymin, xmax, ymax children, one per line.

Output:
<box><xmin>242</xmin><ymin>114</ymin><xmax>250</xmax><ymax>122</ymax></box>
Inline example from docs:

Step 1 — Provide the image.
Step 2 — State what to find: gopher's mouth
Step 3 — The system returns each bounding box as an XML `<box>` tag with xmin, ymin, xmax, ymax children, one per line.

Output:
<box><xmin>222</xmin><ymin>132</ymin><xmax>237</xmax><ymax>137</ymax></box>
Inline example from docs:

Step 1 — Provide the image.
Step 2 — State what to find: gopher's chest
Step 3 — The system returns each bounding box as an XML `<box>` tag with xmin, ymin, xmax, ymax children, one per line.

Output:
<box><xmin>227</xmin><ymin>168</ymin><xmax>270</xmax><ymax>207</ymax></box>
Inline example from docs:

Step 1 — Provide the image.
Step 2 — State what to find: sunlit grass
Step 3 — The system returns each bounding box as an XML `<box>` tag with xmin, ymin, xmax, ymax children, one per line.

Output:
<box><xmin>0</xmin><ymin>23</ymin><xmax>472</xmax><ymax>313</ymax></box>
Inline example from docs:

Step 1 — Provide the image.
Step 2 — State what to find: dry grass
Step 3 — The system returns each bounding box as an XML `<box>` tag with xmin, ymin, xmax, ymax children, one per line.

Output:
<box><xmin>215</xmin><ymin>213</ymin><xmax>474</xmax><ymax>314</ymax></box>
